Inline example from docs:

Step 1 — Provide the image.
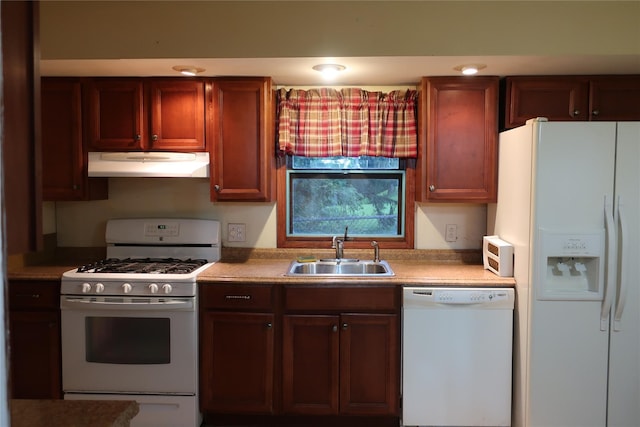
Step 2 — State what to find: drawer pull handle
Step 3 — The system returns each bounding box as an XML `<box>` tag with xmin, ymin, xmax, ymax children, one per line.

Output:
<box><xmin>16</xmin><ymin>294</ymin><xmax>40</xmax><ymax>299</ymax></box>
<box><xmin>225</xmin><ymin>295</ymin><xmax>251</xmax><ymax>300</ymax></box>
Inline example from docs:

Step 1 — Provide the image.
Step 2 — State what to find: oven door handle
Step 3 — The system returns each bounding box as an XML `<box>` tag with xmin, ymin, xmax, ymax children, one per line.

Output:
<box><xmin>60</xmin><ymin>296</ymin><xmax>195</xmax><ymax>311</ymax></box>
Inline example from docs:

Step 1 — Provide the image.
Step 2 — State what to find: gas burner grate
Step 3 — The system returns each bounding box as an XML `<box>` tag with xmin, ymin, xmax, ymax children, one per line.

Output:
<box><xmin>77</xmin><ymin>258</ymin><xmax>209</xmax><ymax>274</ymax></box>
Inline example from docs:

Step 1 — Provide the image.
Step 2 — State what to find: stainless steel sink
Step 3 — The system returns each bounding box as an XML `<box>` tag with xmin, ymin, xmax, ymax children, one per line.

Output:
<box><xmin>286</xmin><ymin>260</ymin><xmax>394</xmax><ymax>276</ymax></box>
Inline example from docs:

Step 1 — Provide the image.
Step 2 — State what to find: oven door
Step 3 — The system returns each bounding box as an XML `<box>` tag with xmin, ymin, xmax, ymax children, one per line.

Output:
<box><xmin>60</xmin><ymin>295</ymin><xmax>197</xmax><ymax>394</ymax></box>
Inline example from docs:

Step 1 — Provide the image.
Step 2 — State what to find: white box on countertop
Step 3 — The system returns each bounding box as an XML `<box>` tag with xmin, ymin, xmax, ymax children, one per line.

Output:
<box><xmin>483</xmin><ymin>235</ymin><xmax>514</xmax><ymax>277</ymax></box>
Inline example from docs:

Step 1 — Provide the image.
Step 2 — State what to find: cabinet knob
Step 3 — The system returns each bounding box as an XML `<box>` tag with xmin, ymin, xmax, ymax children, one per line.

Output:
<box><xmin>592</xmin><ymin>109</ymin><xmax>600</xmax><ymax>117</ymax></box>
<box><xmin>135</xmin><ymin>134</ymin><xmax>141</xmax><ymax>141</ymax></box>
<box><xmin>342</xmin><ymin>323</ymin><xmax>348</xmax><ymax>330</ymax></box>
<box><xmin>332</xmin><ymin>325</ymin><xmax>338</xmax><ymax>332</ymax></box>
<box><xmin>429</xmin><ymin>184</ymin><xmax>435</xmax><ymax>192</ymax></box>
<box><xmin>266</xmin><ymin>322</ymin><xmax>273</xmax><ymax>329</ymax></box>
<box><xmin>572</xmin><ymin>109</ymin><xmax>581</xmax><ymax>117</ymax></box>
<box><xmin>152</xmin><ymin>134</ymin><xmax>158</xmax><ymax>141</ymax></box>
<box><xmin>214</xmin><ymin>185</ymin><xmax>221</xmax><ymax>192</ymax></box>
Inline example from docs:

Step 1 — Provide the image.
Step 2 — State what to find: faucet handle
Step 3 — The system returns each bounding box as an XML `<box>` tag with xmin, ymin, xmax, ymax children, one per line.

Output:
<box><xmin>343</xmin><ymin>226</ymin><xmax>351</xmax><ymax>241</ymax></box>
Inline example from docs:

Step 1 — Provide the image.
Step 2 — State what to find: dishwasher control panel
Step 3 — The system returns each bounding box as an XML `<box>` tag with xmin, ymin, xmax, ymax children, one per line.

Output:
<box><xmin>403</xmin><ymin>287</ymin><xmax>515</xmax><ymax>309</ymax></box>
<box><xmin>433</xmin><ymin>289</ymin><xmax>510</xmax><ymax>303</ymax></box>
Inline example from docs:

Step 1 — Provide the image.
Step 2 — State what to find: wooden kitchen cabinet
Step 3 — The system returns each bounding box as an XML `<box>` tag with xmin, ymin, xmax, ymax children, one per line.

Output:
<box><xmin>210</xmin><ymin>77</ymin><xmax>275</xmax><ymax>202</ymax></box>
<box><xmin>503</xmin><ymin>75</ymin><xmax>640</xmax><ymax>129</ymax></box>
<box><xmin>2</xmin><ymin>0</ymin><xmax>42</xmax><ymax>254</ymax></box>
<box><xmin>199</xmin><ymin>284</ymin><xmax>275</xmax><ymax>414</ymax></box>
<box><xmin>86</xmin><ymin>78</ymin><xmax>206</xmax><ymax>151</ymax></box>
<box><xmin>8</xmin><ymin>281</ymin><xmax>62</xmax><ymax>399</ymax></box>
<box><xmin>282</xmin><ymin>286</ymin><xmax>399</xmax><ymax>416</ymax></box>
<box><xmin>41</xmin><ymin>78</ymin><xmax>108</xmax><ymax>201</ymax></box>
<box><xmin>417</xmin><ymin>76</ymin><xmax>499</xmax><ymax>203</ymax></box>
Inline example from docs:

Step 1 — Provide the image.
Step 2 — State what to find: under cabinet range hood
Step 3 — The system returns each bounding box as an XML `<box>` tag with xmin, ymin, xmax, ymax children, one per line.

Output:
<box><xmin>88</xmin><ymin>152</ymin><xmax>210</xmax><ymax>178</ymax></box>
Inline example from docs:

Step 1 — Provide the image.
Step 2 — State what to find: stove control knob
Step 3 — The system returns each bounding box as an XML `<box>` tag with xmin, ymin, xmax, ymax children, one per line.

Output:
<box><xmin>81</xmin><ymin>283</ymin><xmax>92</xmax><ymax>293</ymax></box>
<box><xmin>148</xmin><ymin>283</ymin><xmax>159</xmax><ymax>294</ymax></box>
<box><xmin>162</xmin><ymin>284</ymin><xmax>172</xmax><ymax>294</ymax></box>
<box><xmin>122</xmin><ymin>283</ymin><xmax>133</xmax><ymax>294</ymax></box>
<box><xmin>95</xmin><ymin>283</ymin><xmax>105</xmax><ymax>293</ymax></box>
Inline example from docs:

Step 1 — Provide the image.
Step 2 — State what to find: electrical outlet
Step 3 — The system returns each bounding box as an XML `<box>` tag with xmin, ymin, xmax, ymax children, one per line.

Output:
<box><xmin>228</xmin><ymin>223</ymin><xmax>246</xmax><ymax>242</ymax></box>
<box><xmin>445</xmin><ymin>224</ymin><xmax>457</xmax><ymax>242</ymax></box>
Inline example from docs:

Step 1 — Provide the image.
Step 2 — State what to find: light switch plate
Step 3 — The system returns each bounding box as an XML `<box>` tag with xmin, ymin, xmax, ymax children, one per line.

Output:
<box><xmin>228</xmin><ymin>223</ymin><xmax>246</xmax><ymax>242</ymax></box>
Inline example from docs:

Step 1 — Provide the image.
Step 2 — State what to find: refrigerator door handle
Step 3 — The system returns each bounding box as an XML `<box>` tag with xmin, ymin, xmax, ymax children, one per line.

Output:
<box><xmin>601</xmin><ymin>195</ymin><xmax>616</xmax><ymax>331</ymax></box>
<box><xmin>614</xmin><ymin>196</ymin><xmax>628</xmax><ymax>331</ymax></box>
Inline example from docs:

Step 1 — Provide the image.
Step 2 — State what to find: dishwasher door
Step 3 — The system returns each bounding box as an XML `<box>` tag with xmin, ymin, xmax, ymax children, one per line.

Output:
<box><xmin>402</xmin><ymin>287</ymin><xmax>514</xmax><ymax>427</ymax></box>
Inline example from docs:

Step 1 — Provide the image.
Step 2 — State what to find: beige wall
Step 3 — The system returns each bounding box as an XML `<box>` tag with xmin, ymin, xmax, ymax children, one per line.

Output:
<box><xmin>53</xmin><ymin>179</ymin><xmax>488</xmax><ymax>250</ymax></box>
<box><xmin>40</xmin><ymin>1</ymin><xmax>640</xmax><ymax>60</ymax></box>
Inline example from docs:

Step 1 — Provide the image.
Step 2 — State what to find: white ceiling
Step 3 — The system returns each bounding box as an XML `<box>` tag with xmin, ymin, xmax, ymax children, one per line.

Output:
<box><xmin>41</xmin><ymin>54</ymin><xmax>640</xmax><ymax>86</ymax></box>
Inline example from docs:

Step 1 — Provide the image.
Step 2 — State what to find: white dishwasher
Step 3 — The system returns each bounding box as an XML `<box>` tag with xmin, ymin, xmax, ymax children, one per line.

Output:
<box><xmin>402</xmin><ymin>287</ymin><xmax>514</xmax><ymax>427</ymax></box>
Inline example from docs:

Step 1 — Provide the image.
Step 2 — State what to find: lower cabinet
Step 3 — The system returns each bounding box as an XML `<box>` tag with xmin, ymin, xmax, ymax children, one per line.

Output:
<box><xmin>282</xmin><ymin>313</ymin><xmax>398</xmax><ymax>415</ymax></box>
<box><xmin>8</xmin><ymin>280</ymin><xmax>62</xmax><ymax>399</ymax></box>
<box><xmin>199</xmin><ymin>283</ymin><xmax>400</xmax><ymax>423</ymax></box>
<box><xmin>199</xmin><ymin>284</ymin><xmax>275</xmax><ymax>414</ymax></box>
<box><xmin>281</xmin><ymin>285</ymin><xmax>400</xmax><ymax>417</ymax></box>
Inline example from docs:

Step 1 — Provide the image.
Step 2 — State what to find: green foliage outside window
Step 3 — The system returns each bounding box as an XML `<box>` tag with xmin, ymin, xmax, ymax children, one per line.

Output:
<box><xmin>287</xmin><ymin>157</ymin><xmax>404</xmax><ymax>237</ymax></box>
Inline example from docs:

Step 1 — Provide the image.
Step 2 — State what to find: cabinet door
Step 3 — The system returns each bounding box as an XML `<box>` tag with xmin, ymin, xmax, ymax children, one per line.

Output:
<box><xmin>200</xmin><ymin>311</ymin><xmax>274</xmax><ymax>414</ymax></box>
<box><xmin>9</xmin><ymin>311</ymin><xmax>61</xmax><ymax>399</ymax></box>
<box><xmin>148</xmin><ymin>80</ymin><xmax>205</xmax><ymax>151</ymax></box>
<box><xmin>417</xmin><ymin>76</ymin><xmax>499</xmax><ymax>202</ymax></box>
<box><xmin>503</xmin><ymin>76</ymin><xmax>590</xmax><ymax>128</ymax></box>
<box><xmin>8</xmin><ymin>281</ymin><xmax>61</xmax><ymax>399</ymax></box>
<box><xmin>589</xmin><ymin>76</ymin><xmax>640</xmax><ymax>121</ymax></box>
<box><xmin>41</xmin><ymin>79</ymin><xmax>108</xmax><ymax>201</ymax></box>
<box><xmin>211</xmin><ymin>77</ymin><xmax>274</xmax><ymax>201</ymax></box>
<box><xmin>87</xmin><ymin>79</ymin><xmax>144</xmax><ymax>150</ymax></box>
<box><xmin>282</xmin><ymin>315</ymin><xmax>340</xmax><ymax>414</ymax></box>
<box><xmin>339</xmin><ymin>313</ymin><xmax>399</xmax><ymax>415</ymax></box>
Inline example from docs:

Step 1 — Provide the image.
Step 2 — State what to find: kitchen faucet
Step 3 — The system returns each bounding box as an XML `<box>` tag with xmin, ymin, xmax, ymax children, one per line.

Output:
<box><xmin>331</xmin><ymin>226</ymin><xmax>350</xmax><ymax>261</ymax></box>
<box><xmin>371</xmin><ymin>240</ymin><xmax>380</xmax><ymax>262</ymax></box>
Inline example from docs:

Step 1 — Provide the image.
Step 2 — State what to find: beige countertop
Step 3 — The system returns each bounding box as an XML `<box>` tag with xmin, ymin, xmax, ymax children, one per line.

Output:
<box><xmin>197</xmin><ymin>258</ymin><xmax>515</xmax><ymax>287</ymax></box>
<box><xmin>8</xmin><ymin>264</ymin><xmax>77</xmax><ymax>281</ymax></box>
<box><xmin>7</xmin><ymin>248</ymin><xmax>515</xmax><ymax>287</ymax></box>
<box><xmin>10</xmin><ymin>399</ymin><xmax>138</xmax><ymax>427</ymax></box>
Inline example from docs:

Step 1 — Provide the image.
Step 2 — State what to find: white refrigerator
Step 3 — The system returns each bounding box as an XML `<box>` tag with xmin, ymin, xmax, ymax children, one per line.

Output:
<box><xmin>488</xmin><ymin>118</ymin><xmax>640</xmax><ymax>427</ymax></box>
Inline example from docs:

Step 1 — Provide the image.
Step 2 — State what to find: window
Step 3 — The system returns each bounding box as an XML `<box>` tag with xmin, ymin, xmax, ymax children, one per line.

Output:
<box><xmin>277</xmin><ymin>156</ymin><xmax>415</xmax><ymax>249</ymax></box>
<box><xmin>287</xmin><ymin>155</ymin><xmax>404</xmax><ymax>237</ymax></box>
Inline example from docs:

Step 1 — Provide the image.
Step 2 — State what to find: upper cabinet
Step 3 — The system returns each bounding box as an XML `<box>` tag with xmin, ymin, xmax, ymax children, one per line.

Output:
<box><xmin>210</xmin><ymin>77</ymin><xmax>275</xmax><ymax>202</ymax></box>
<box><xmin>1</xmin><ymin>0</ymin><xmax>42</xmax><ymax>254</ymax></box>
<box><xmin>87</xmin><ymin>78</ymin><xmax>206</xmax><ymax>151</ymax></box>
<box><xmin>503</xmin><ymin>75</ymin><xmax>640</xmax><ymax>129</ymax></box>
<box><xmin>416</xmin><ymin>76</ymin><xmax>499</xmax><ymax>203</ymax></box>
<box><xmin>41</xmin><ymin>78</ymin><xmax>107</xmax><ymax>201</ymax></box>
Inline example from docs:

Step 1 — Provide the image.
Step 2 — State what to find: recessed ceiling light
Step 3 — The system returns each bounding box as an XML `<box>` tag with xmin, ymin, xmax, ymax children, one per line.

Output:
<box><xmin>312</xmin><ymin>63</ymin><xmax>346</xmax><ymax>79</ymax></box>
<box><xmin>172</xmin><ymin>65</ymin><xmax>205</xmax><ymax>76</ymax></box>
<box><xmin>453</xmin><ymin>64</ymin><xmax>487</xmax><ymax>75</ymax></box>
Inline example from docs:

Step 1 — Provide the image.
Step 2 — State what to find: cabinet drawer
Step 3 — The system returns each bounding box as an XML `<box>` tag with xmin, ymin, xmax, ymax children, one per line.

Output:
<box><xmin>284</xmin><ymin>286</ymin><xmax>397</xmax><ymax>312</ymax></box>
<box><xmin>9</xmin><ymin>282</ymin><xmax>60</xmax><ymax>310</ymax></box>
<box><xmin>200</xmin><ymin>284</ymin><xmax>273</xmax><ymax>310</ymax></box>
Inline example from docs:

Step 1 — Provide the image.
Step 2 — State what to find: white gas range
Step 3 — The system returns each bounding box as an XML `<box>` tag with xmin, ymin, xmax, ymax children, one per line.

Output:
<box><xmin>60</xmin><ymin>218</ymin><xmax>220</xmax><ymax>427</ymax></box>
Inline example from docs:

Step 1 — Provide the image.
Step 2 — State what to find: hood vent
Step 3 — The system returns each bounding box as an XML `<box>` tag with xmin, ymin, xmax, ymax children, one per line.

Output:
<box><xmin>88</xmin><ymin>152</ymin><xmax>209</xmax><ymax>178</ymax></box>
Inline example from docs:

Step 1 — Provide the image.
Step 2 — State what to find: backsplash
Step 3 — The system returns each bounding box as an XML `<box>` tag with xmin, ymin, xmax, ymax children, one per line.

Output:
<box><xmin>49</xmin><ymin>178</ymin><xmax>487</xmax><ymax>250</ymax></box>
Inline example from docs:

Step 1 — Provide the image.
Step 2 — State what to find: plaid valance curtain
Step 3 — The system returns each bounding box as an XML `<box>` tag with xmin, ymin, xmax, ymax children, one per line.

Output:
<box><xmin>277</xmin><ymin>88</ymin><xmax>418</xmax><ymax>158</ymax></box>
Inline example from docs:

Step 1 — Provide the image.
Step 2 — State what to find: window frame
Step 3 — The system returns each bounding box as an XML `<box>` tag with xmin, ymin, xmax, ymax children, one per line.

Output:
<box><xmin>276</xmin><ymin>156</ymin><xmax>415</xmax><ymax>249</ymax></box>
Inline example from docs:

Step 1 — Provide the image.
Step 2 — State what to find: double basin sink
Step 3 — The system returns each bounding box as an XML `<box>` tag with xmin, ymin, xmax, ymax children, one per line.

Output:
<box><xmin>286</xmin><ymin>259</ymin><xmax>394</xmax><ymax>277</ymax></box>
